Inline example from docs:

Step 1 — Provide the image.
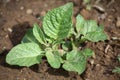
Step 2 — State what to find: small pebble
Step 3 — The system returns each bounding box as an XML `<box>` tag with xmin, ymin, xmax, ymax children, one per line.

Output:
<box><xmin>89</xmin><ymin>59</ymin><xmax>94</xmax><ymax>65</ymax></box>
<box><xmin>44</xmin><ymin>4</ymin><xmax>48</xmax><ymax>7</ymax></box>
<box><xmin>0</xmin><ymin>47</ymin><xmax>6</xmax><ymax>54</ymax></box>
<box><xmin>96</xmin><ymin>64</ymin><xmax>100</xmax><ymax>67</ymax></box>
<box><xmin>107</xmin><ymin>15</ymin><xmax>113</xmax><ymax>22</ymax></box>
<box><xmin>26</xmin><ymin>9</ymin><xmax>33</xmax><ymax>15</ymax></box>
<box><xmin>116</xmin><ymin>17</ymin><xmax>120</xmax><ymax>27</ymax></box>
<box><xmin>8</xmin><ymin>28</ymin><xmax>12</xmax><ymax>32</ymax></box>
<box><xmin>3</xmin><ymin>46</ymin><xmax>6</xmax><ymax>50</ymax></box>
<box><xmin>5</xmin><ymin>34</ymin><xmax>8</xmax><ymax>38</ymax></box>
<box><xmin>20</xmin><ymin>6</ymin><xmax>24</xmax><ymax>10</ymax></box>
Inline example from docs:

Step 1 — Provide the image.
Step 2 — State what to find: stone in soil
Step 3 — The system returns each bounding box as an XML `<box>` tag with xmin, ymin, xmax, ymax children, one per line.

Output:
<box><xmin>26</xmin><ymin>9</ymin><xmax>33</xmax><ymax>15</ymax></box>
<box><xmin>20</xmin><ymin>6</ymin><xmax>24</xmax><ymax>10</ymax></box>
<box><xmin>7</xmin><ymin>28</ymin><xmax>12</xmax><ymax>32</ymax></box>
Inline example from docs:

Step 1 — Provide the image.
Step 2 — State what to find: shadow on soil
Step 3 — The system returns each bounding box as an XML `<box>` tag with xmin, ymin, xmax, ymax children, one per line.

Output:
<box><xmin>46</xmin><ymin>67</ymin><xmax>69</xmax><ymax>77</ymax></box>
<box><xmin>0</xmin><ymin>22</ymin><xmax>31</xmax><ymax>69</ymax></box>
<box><xmin>9</xmin><ymin>22</ymin><xmax>31</xmax><ymax>46</ymax></box>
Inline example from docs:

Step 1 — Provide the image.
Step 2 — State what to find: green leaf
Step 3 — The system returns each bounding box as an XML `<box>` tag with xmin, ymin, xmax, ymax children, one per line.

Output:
<box><xmin>97</xmin><ymin>25</ymin><xmax>104</xmax><ymax>31</ymax></box>
<box><xmin>76</xmin><ymin>15</ymin><xmax>85</xmax><ymax>34</ymax></box>
<box><xmin>46</xmin><ymin>51</ymin><xmax>63</xmax><ymax>68</ymax></box>
<box><xmin>82</xmin><ymin>48</ymin><xmax>94</xmax><ymax>58</ymax></box>
<box><xmin>63</xmin><ymin>50</ymin><xmax>86</xmax><ymax>74</ymax></box>
<box><xmin>43</xmin><ymin>3</ymin><xmax>73</xmax><ymax>39</ymax></box>
<box><xmin>33</xmin><ymin>23</ymin><xmax>46</xmax><ymax>45</ymax></box>
<box><xmin>113</xmin><ymin>57</ymin><xmax>120</xmax><ymax>73</ymax></box>
<box><xmin>76</xmin><ymin>18</ymin><xmax>107</xmax><ymax>42</ymax></box>
<box><xmin>44</xmin><ymin>33</ymin><xmax>54</xmax><ymax>44</ymax></box>
<box><xmin>80</xmin><ymin>20</ymin><xmax>98</xmax><ymax>35</ymax></box>
<box><xmin>6</xmin><ymin>43</ymin><xmax>43</xmax><ymax>67</ymax></box>
<box><xmin>52</xmin><ymin>40</ymin><xmax>64</xmax><ymax>50</ymax></box>
<box><xmin>21</xmin><ymin>29</ymin><xmax>39</xmax><ymax>44</ymax></box>
<box><xmin>84</xmin><ymin>30</ymin><xmax>107</xmax><ymax>42</ymax></box>
<box><xmin>113</xmin><ymin>67</ymin><xmax>120</xmax><ymax>73</ymax></box>
<box><xmin>62</xmin><ymin>41</ymin><xmax>72</xmax><ymax>51</ymax></box>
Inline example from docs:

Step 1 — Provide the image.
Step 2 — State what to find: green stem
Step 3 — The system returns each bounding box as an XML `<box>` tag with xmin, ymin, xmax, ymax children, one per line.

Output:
<box><xmin>73</xmin><ymin>31</ymin><xmax>77</xmax><ymax>36</ymax></box>
<box><xmin>79</xmin><ymin>37</ymin><xmax>86</xmax><ymax>43</ymax></box>
<box><xmin>40</xmin><ymin>51</ymin><xmax>46</xmax><ymax>56</ymax></box>
<box><xmin>71</xmin><ymin>38</ymin><xmax>78</xmax><ymax>50</ymax></box>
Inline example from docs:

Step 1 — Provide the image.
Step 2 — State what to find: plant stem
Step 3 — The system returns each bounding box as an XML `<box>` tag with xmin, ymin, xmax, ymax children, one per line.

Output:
<box><xmin>71</xmin><ymin>38</ymin><xmax>78</xmax><ymax>50</ymax></box>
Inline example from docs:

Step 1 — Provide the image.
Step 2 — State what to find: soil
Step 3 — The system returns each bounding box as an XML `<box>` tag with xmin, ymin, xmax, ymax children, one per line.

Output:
<box><xmin>0</xmin><ymin>0</ymin><xmax>120</xmax><ymax>80</ymax></box>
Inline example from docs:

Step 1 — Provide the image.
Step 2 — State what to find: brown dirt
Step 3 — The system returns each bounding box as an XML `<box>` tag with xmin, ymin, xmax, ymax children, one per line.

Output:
<box><xmin>0</xmin><ymin>0</ymin><xmax>120</xmax><ymax>80</ymax></box>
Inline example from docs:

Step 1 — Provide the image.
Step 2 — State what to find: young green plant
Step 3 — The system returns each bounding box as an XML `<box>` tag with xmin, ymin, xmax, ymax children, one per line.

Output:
<box><xmin>113</xmin><ymin>56</ymin><xmax>120</xmax><ymax>73</ymax></box>
<box><xmin>6</xmin><ymin>3</ymin><xmax>107</xmax><ymax>74</ymax></box>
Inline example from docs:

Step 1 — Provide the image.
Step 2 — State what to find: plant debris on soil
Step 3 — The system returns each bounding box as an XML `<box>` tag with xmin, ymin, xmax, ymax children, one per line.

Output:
<box><xmin>0</xmin><ymin>0</ymin><xmax>120</xmax><ymax>80</ymax></box>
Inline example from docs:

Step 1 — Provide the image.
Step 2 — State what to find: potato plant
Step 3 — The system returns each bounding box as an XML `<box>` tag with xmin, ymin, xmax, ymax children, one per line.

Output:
<box><xmin>6</xmin><ymin>3</ymin><xmax>107</xmax><ymax>74</ymax></box>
